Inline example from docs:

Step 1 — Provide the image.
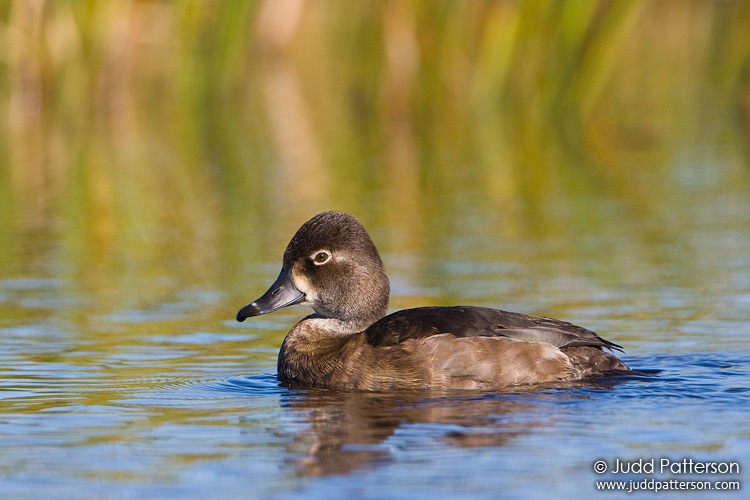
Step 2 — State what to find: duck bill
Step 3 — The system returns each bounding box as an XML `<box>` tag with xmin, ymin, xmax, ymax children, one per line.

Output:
<box><xmin>236</xmin><ymin>268</ymin><xmax>306</xmax><ymax>322</ymax></box>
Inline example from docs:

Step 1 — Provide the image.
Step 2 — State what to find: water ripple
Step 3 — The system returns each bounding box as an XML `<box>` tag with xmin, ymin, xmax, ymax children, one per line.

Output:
<box><xmin>127</xmin><ymin>373</ymin><xmax>286</xmax><ymax>403</ymax></box>
<box><xmin>206</xmin><ymin>374</ymin><xmax>287</xmax><ymax>395</ymax></box>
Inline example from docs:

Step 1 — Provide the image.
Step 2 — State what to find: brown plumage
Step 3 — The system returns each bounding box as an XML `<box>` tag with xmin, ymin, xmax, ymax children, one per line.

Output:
<box><xmin>237</xmin><ymin>211</ymin><xmax>631</xmax><ymax>391</ymax></box>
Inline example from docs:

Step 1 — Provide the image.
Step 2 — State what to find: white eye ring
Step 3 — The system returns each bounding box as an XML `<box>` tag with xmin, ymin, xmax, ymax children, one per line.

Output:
<box><xmin>311</xmin><ymin>250</ymin><xmax>332</xmax><ymax>266</ymax></box>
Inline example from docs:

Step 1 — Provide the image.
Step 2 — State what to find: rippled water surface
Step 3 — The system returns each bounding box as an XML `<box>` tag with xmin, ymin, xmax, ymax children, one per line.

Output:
<box><xmin>3</xmin><ymin>3</ymin><xmax>750</xmax><ymax>496</ymax></box>
<box><xmin>2</xmin><ymin>184</ymin><xmax>750</xmax><ymax>499</ymax></box>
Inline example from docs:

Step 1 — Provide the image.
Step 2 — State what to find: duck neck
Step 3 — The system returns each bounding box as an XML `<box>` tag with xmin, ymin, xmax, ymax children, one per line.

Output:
<box><xmin>297</xmin><ymin>314</ymin><xmax>375</xmax><ymax>336</ymax></box>
<box><xmin>316</xmin><ymin>270</ymin><xmax>389</xmax><ymax>334</ymax></box>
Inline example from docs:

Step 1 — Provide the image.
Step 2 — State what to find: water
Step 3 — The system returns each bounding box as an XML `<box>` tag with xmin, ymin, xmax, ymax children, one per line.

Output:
<box><xmin>2</xmin><ymin>2</ymin><xmax>750</xmax><ymax>497</ymax></box>
<box><xmin>2</xmin><ymin>185</ymin><xmax>750</xmax><ymax>499</ymax></box>
<box><xmin>1</xmin><ymin>348</ymin><xmax>748</xmax><ymax>499</ymax></box>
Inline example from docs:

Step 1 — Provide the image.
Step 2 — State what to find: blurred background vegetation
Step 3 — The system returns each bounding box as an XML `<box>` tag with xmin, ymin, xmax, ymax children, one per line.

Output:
<box><xmin>1</xmin><ymin>0</ymin><xmax>750</xmax><ymax>316</ymax></box>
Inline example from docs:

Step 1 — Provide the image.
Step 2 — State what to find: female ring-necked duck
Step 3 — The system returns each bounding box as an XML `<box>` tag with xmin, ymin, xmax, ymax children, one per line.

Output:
<box><xmin>237</xmin><ymin>211</ymin><xmax>630</xmax><ymax>390</ymax></box>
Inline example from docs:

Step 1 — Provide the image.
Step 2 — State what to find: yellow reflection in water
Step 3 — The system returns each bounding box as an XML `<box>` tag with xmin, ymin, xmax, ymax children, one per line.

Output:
<box><xmin>0</xmin><ymin>0</ymin><xmax>749</xmax><ymax>317</ymax></box>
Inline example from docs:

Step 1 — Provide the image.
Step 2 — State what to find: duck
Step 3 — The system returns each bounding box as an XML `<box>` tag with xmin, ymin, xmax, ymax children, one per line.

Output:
<box><xmin>236</xmin><ymin>211</ymin><xmax>631</xmax><ymax>391</ymax></box>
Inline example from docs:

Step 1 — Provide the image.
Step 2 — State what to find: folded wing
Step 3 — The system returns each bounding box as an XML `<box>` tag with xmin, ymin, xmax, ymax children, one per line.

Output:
<box><xmin>365</xmin><ymin>306</ymin><xmax>623</xmax><ymax>352</ymax></box>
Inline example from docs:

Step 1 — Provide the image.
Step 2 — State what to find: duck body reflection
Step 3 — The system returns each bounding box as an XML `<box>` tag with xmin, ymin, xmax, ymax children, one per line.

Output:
<box><xmin>279</xmin><ymin>379</ymin><xmax>633</xmax><ymax>477</ymax></box>
<box><xmin>237</xmin><ymin>211</ymin><xmax>631</xmax><ymax>391</ymax></box>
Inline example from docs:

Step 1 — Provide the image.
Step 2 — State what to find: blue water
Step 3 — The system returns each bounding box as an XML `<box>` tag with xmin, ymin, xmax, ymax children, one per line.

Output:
<box><xmin>2</xmin><ymin>338</ymin><xmax>748</xmax><ymax>499</ymax></box>
<box><xmin>2</xmin><ymin>181</ymin><xmax>750</xmax><ymax>499</ymax></box>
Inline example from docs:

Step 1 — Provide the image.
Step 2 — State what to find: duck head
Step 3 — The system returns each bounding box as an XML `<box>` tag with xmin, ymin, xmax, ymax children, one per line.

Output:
<box><xmin>236</xmin><ymin>211</ymin><xmax>390</xmax><ymax>331</ymax></box>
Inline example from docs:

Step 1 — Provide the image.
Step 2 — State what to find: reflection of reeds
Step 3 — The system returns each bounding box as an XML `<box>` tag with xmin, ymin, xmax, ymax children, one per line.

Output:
<box><xmin>1</xmin><ymin>0</ymin><xmax>749</xmax><ymax>301</ymax></box>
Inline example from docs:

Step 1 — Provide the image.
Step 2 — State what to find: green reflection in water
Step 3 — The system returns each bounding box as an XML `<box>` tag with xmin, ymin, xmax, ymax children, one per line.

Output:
<box><xmin>0</xmin><ymin>0</ymin><xmax>749</xmax><ymax>381</ymax></box>
<box><xmin>1</xmin><ymin>4</ymin><xmax>750</xmax><ymax>496</ymax></box>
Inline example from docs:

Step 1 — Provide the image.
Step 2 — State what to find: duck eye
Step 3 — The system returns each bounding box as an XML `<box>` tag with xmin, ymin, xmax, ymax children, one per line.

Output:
<box><xmin>312</xmin><ymin>251</ymin><xmax>331</xmax><ymax>265</ymax></box>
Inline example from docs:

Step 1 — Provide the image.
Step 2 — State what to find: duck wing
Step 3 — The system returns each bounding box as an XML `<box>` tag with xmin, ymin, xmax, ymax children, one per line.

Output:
<box><xmin>364</xmin><ymin>306</ymin><xmax>623</xmax><ymax>352</ymax></box>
